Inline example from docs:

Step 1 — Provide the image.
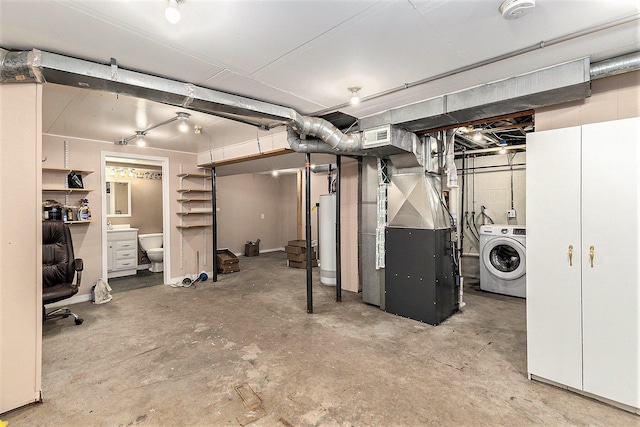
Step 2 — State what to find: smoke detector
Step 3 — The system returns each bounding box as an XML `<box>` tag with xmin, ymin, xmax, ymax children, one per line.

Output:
<box><xmin>499</xmin><ymin>0</ymin><xmax>535</xmax><ymax>20</ymax></box>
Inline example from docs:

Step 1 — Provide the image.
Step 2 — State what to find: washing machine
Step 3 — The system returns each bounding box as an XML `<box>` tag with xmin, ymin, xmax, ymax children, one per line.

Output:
<box><xmin>479</xmin><ymin>225</ymin><xmax>526</xmax><ymax>298</ymax></box>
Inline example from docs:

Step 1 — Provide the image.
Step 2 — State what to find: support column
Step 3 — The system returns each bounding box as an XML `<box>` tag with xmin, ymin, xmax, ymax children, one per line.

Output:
<box><xmin>305</xmin><ymin>153</ymin><xmax>313</xmax><ymax>313</ymax></box>
<box><xmin>211</xmin><ymin>167</ymin><xmax>218</xmax><ymax>282</ymax></box>
<box><xmin>336</xmin><ymin>155</ymin><xmax>342</xmax><ymax>302</ymax></box>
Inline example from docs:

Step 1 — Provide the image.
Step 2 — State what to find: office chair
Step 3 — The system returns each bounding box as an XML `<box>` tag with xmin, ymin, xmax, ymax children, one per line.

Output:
<box><xmin>42</xmin><ymin>220</ymin><xmax>84</xmax><ymax>325</ymax></box>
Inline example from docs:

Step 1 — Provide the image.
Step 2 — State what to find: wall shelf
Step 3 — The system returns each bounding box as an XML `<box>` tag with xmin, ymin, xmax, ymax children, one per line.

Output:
<box><xmin>43</xmin><ymin>188</ymin><xmax>94</xmax><ymax>193</ymax></box>
<box><xmin>176</xmin><ymin>224</ymin><xmax>211</xmax><ymax>229</ymax></box>
<box><xmin>177</xmin><ymin>198</ymin><xmax>212</xmax><ymax>202</ymax></box>
<box><xmin>65</xmin><ymin>220</ymin><xmax>91</xmax><ymax>225</ymax></box>
<box><xmin>176</xmin><ymin>212</ymin><xmax>212</xmax><ymax>216</ymax></box>
<box><xmin>176</xmin><ymin>189</ymin><xmax>210</xmax><ymax>194</ymax></box>
<box><xmin>43</xmin><ymin>167</ymin><xmax>94</xmax><ymax>175</ymax></box>
<box><xmin>177</xmin><ymin>173</ymin><xmax>211</xmax><ymax>179</ymax></box>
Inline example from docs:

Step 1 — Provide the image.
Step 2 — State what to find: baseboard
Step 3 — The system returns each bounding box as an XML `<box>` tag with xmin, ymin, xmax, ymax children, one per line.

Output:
<box><xmin>45</xmin><ymin>293</ymin><xmax>93</xmax><ymax>309</ymax></box>
<box><xmin>260</xmin><ymin>247</ymin><xmax>285</xmax><ymax>254</ymax></box>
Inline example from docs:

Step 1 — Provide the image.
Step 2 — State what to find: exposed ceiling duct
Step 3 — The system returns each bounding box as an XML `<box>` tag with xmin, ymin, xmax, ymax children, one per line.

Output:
<box><xmin>590</xmin><ymin>51</ymin><xmax>640</xmax><ymax>80</ymax></box>
<box><xmin>1</xmin><ymin>48</ymin><xmax>639</xmax><ymax>158</ymax></box>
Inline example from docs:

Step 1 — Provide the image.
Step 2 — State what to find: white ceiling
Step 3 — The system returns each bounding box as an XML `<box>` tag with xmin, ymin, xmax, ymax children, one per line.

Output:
<box><xmin>1</xmin><ymin>0</ymin><xmax>639</xmax><ymax>168</ymax></box>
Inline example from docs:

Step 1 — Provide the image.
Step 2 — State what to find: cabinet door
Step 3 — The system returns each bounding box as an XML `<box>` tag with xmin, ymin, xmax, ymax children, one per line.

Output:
<box><xmin>526</xmin><ymin>126</ymin><xmax>583</xmax><ymax>390</ymax></box>
<box><xmin>581</xmin><ymin>117</ymin><xmax>640</xmax><ymax>408</ymax></box>
<box><xmin>107</xmin><ymin>243</ymin><xmax>114</xmax><ymax>272</ymax></box>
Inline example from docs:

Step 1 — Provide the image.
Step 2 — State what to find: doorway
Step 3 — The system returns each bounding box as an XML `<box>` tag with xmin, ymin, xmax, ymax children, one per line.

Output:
<box><xmin>101</xmin><ymin>152</ymin><xmax>171</xmax><ymax>287</ymax></box>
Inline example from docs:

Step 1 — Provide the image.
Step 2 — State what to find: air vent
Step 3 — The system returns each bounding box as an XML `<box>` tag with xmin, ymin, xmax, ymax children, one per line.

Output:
<box><xmin>363</xmin><ymin>125</ymin><xmax>392</xmax><ymax>149</ymax></box>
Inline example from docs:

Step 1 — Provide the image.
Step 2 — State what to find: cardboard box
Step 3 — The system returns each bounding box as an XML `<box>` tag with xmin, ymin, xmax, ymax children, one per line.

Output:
<box><xmin>217</xmin><ymin>249</ymin><xmax>239</xmax><ymax>273</ymax></box>
<box><xmin>287</xmin><ymin>251</ymin><xmax>316</xmax><ymax>263</ymax></box>
<box><xmin>288</xmin><ymin>259</ymin><xmax>318</xmax><ymax>269</ymax></box>
<box><xmin>244</xmin><ymin>239</ymin><xmax>260</xmax><ymax>257</ymax></box>
<box><xmin>287</xmin><ymin>240</ymin><xmax>308</xmax><ymax>248</ymax></box>
<box><xmin>285</xmin><ymin>245</ymin><xmax>307</xmax><ymax>255</ymax></box>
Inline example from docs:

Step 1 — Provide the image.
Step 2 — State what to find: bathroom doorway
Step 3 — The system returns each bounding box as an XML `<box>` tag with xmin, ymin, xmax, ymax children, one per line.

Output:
<box><xmin>101</xmin><ymin>152</ymin><xmax>171</xmax><ymax>287</ymax></box>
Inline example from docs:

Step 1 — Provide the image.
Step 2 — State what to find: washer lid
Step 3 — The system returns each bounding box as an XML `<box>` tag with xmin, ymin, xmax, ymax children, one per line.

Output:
<box><xmin>482</xmin><ymin>237</ymin><xmax>526</xmax><ymax>280</ymax></box>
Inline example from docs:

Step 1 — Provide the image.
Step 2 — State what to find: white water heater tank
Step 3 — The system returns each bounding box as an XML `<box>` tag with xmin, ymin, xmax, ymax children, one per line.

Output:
<box><xmin>319</xmin><ymin>193</ymin><xmax>336</xmax><ymax>286</ymax></box>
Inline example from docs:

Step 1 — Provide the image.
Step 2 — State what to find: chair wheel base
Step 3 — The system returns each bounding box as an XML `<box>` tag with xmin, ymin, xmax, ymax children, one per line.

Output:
<box><xmin>75</xmin><ymin>318</ymin><xmax>84</xmax><ymax>325</ymax></box>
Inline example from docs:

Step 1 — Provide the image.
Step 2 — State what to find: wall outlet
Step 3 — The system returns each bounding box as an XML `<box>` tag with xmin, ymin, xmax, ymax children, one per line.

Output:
<box><xmin>260</xmin><ymin>213</ymin><xmax>265</xmax><ymax>219</ymax></box>
<box><xmin>507</xmin><ymin>209</ymin><xmax>517</xmax><ymax>219</ymax></box>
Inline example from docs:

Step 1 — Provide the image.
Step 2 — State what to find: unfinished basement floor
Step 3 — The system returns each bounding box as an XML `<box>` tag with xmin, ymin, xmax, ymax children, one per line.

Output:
<box><xmin>3</xmin><ymin>252</ymin><xmax>637</xmax><ymax>426</ymax></box>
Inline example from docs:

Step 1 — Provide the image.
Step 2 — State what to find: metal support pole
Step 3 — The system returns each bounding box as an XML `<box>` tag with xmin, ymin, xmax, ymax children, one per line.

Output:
<box><xmin>336</xmin><ymin>155</ymin><xmax>342</xmax><ymax>302</ymax></box>
<box><xmin>305</xmin><ymin>153</ymin><xmax>313</xmax><ymax>313</ymax></box>
<box><xmin>211</xmin><ymin>167</ymin><xmax>218</xmax><ymax>282</ymax></box>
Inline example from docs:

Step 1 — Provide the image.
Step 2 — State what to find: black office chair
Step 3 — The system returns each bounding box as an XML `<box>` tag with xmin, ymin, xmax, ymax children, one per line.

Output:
<box><xmin>43</xmin><ymin>220</ymin><xmax>84</xmax><ymax>325</ymax></box>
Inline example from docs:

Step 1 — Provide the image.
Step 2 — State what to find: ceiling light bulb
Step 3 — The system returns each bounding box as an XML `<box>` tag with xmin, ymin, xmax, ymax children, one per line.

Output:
<box><xmin>473</xmin><ymin>131</ymin><xmax>483</xmax><ymax>142</ymax></box>
<box><xmin>272</xmin><ymin>170</ymin><xmax>279</xmax><ymax>177</ymax></box>
<box><xmin>348</xmin><ymin>87</ymin><xmax>361</xmax><ymax>106</ymax></box>
<box><xmin>499</xmin><ymin>147</ymin><xmax>507</xmax><ymax>154</ymax></box>
<box><xmin>165</xmin><ymin>0</ymin><xmax>181</xmax><ymax>24</ymax></box>
<box><xmin>176</xmin><ymin>111</ymin><xmax>190</xmax><ymax>132</ymax></box>
<box><xmin>120</xmin><ymin>169</ymin><xmax>125</xmax><ymax>177</ymax></box>
<box><xmin>136</xmin><ymin>131</ymin><xmax>146</xmax><ymax>146</ymax></box>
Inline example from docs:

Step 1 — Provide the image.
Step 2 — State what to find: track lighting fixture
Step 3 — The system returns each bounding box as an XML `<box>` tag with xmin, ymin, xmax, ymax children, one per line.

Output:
<box><xmin>165</xmin><ymin>0</ymin><xmax>185</xmax><ymax>24</ymax></box>
<box><xmin>115</xmin><ymin>111</ymin><xmax>194</xmax><ymax>146</ymax></box>
<box><xmin>348</xmin><ymin>87</ymin><xmax>361</xmax><ymax>105</ymax></box>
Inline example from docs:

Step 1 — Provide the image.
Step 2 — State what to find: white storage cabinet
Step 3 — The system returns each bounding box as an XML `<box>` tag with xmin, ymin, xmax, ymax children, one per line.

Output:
<box><xmin>526</xmin><ymin>117</ymin><xmax>639</xmax><ymax>413</ymax></box>
<box><xmin>107</xmin><ymin>228</ymin><xmax>138</xmax><ymax>279</ymax></box>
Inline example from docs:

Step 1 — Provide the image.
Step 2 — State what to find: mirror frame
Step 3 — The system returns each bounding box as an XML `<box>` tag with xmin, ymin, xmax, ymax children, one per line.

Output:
<box><xmin>106</xmin><ymin>180</ymin><xmax>132</xmax><ymax>217</ymax></box>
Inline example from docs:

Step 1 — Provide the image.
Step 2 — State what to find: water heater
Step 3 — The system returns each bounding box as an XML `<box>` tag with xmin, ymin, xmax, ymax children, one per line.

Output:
<box><xmin>319</xmin><ymin>194</ymin><xmax>336</xmax><ymax>286</ymax></box>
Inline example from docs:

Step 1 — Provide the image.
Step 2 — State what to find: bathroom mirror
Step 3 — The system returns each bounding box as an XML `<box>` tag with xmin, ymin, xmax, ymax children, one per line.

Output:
<box><xmin>106</xmin><ymin>181</ymin><xmax>132</xmax><ymax>217</ymax></box>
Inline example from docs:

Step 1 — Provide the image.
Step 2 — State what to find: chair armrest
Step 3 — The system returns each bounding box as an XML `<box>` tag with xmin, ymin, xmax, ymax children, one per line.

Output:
<box><xmin>74</xmin><ymin>258</ymin><xmax>83</xmax><ymax>289</ymax></box>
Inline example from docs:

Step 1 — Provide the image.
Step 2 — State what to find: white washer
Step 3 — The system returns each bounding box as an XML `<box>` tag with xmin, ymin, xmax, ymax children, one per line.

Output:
<box><xmin>479</xmin><ymin>225</ymin><xmax>526</xmax><ymax>298</ymax></box>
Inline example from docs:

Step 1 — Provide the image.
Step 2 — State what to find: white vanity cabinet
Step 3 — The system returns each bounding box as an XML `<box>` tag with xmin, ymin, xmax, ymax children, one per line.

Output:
<box><xmin>526</xmin><ymin>117</ymin><xmax>640</xmax><ymax>413</ymax></box>
<box><xmin>107</xmin><ymin>228</ymin><xmax>138</xmax><ymax>278</ymax></box>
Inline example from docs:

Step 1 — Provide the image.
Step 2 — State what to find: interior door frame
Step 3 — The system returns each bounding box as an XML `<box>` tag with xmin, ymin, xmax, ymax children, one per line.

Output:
<box><xmin>101</xmin><ymin>151</ymin><xmax>170</xmax><ymax>284</ymax></box>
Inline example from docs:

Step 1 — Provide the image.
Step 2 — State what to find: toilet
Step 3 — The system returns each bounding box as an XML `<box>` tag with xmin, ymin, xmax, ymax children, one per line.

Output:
<box><xmin>138</xmin><ymin>233</ymin><xmax>163</xmax><ymax>272</ymax></box>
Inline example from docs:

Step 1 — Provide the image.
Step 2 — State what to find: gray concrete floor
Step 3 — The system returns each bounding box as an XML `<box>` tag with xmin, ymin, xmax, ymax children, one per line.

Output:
<box><xmin>4</xmin><ymin>252</ymin><xmax>637</xmax><ymax>426</ymax></box>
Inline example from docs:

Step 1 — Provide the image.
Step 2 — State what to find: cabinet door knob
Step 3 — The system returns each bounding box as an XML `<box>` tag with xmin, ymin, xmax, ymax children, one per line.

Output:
<box><xmin>568</xmin><ymin>245</ymin><xmax>573</xmax><ymax>266</ymax></box>
<box><xmin>589</xmin><ymin>245</ymin><xmax>595</xmax><ymax>268</ymax></box>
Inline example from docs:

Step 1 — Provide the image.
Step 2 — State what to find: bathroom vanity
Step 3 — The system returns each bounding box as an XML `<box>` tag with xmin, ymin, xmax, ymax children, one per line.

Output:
<box><xmin>107</xmin><ymin>227</ymin><xmax>138</xmax><ymax>278</ymax></box>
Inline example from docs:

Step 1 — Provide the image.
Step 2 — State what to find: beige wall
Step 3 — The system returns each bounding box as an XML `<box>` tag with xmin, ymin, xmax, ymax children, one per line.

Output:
<box><xmin>216</xmin><ymin>156</ymin><xmax>359</xmax><ymax>293</ymax></box>
<box><xmin>217</xmin><ymin>173</ymin><xmax>285</xmax><ymax>254</ymax></box>
<box><xmin>536</xmin><ymin>70</ymin><xmax>640</xmax><ymax>131</ymax></box>
<box><xmin>0</xmin><ymin>84</ymin><xmax>43</xmax><ymax>412</ymax></box>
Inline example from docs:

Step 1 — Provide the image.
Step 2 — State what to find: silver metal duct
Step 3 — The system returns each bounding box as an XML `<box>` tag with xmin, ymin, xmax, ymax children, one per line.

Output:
<box><xmin>286</xmin><ymin>129</ymin><xmax>343</xmax><ymax>155</ymax></box>
<box><xmin>590</xmin><ymin>51</ymin><xmax>640</xmax><ymax>80</ymax></box>
<box><xmin>360</xmin><ymin>58</ymin><xmax>592</xmax><ymax>132</ymax></box>
<box><xmin>0</xmin><ymin>48</ymin><xmax>298</xmax><ymax>130</ymax></box>
<box><xmin>387</xmin><ymin>170</ymin><xmax>449</xmax><ymax>230</ymax></box>
<box><xmin>2</xmin><ymin>47</ymin><xmax>639</xmax><ymax>158</ymax></box>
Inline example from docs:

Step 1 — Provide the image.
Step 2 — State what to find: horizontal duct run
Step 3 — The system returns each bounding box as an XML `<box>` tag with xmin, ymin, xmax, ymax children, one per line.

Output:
<box><xmin>2</xmin><ymin>48</ymin><xmax>638</xmax><ymax>156</ymax></box>
<box><xmin>359</xmin><ymin>58</ymin><xmax>592</xmax><ymax>132</ymax></box>
<box><xmin>0</xmin><ymin>48</ymin><xmax>298</xmax><ymax>130</ymax></box>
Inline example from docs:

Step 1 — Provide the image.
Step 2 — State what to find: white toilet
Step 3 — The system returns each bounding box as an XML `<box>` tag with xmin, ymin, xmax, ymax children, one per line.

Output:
<box><xmin>138</xmin><ymin>233</ymin><xmax>164</xmax><ymax>272</ymax></box>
